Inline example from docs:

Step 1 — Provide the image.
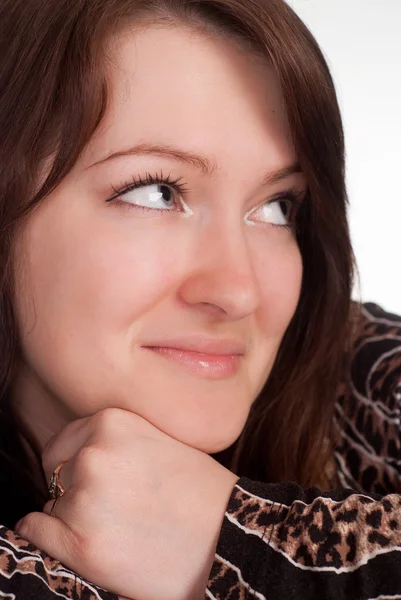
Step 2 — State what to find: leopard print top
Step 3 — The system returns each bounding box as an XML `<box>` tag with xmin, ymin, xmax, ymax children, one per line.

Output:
<box><xmin>208</xmin><ymin>303</ymin><xmax>401</xmax><ymax>599</ymax></box>
<box><xmin>1</xmin><ymin>302</ymin><xmax>400</xmax><ymax>599</ymax></box>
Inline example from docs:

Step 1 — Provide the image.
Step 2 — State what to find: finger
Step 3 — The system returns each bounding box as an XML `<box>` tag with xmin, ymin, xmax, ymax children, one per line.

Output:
<box><xmin>43</xmin><ymin>416</ymin><xmax>92</xmax><ymax>480</ymax></box>
<box><xmin>44</xmin><ymin>408</ymin><xmax>169</xmax><ymax>481</ymax></box>
<box><xmin>43</xmin><ymin>408</ymin><xmax>139</xmax><ymax>478</ymax></box>
<box><xmin>15</xmin><ymin>512</ymin><xmax>77</xmax><ymax>569</ymax></box>
<box><xmin>45</xmin><ymin>457</ymin><xmax>80</xmax><ymax>500</ymax></box>
<box><xmin>43</xmin><ymin>494</ymin><xmax>67</xmax><ymax>519</ymax></box>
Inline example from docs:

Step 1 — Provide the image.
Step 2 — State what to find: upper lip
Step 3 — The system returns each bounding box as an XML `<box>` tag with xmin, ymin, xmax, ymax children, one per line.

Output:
<box><xmin>142</xmin><ymin>335</ymin><xmax>246</xmax><ymax>356</ymax></box>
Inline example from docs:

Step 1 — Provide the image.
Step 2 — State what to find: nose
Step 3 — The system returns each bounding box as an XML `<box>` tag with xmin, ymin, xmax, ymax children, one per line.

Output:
<box><xmin>178</xmin><ymin>221</ymin><xmax>261</xmax><ymax>321</ymax></box>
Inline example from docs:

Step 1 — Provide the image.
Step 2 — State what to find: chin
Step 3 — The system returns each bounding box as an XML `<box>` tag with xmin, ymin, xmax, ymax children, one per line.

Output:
<box><xmin>159</xmin><ymin>408</ymin><xmax>249</xmax><ymax>456</ymax></box>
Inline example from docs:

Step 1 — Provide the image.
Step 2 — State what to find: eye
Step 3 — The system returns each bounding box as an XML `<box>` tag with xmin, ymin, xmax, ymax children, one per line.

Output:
<box><xmin>106</xmin><ymin>173</ymin><xmax>191</xmax><ymax>213</ymax></box>
<box><xmin>116</xmin><ymin>183</ymin><xmax>177</xmax><ymax>210</ymax></box>
<box><xmin>248</xmin><ymin>198</ymin><xmax>293</xmax><ymax>227</ymax></box>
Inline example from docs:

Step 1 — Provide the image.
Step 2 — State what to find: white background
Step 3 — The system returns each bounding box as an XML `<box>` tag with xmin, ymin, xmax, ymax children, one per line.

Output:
<box><xmin>288</xmin><ymin>0</ymin><xmax>400</xmax><ymax>314</ymax></box>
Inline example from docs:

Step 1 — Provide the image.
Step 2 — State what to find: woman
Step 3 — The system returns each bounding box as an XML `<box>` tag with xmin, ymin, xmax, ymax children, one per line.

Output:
<box><xmin>1</xmin><ymin>0</ymin><xmax>400</xmax><ymax>598</ymax></box>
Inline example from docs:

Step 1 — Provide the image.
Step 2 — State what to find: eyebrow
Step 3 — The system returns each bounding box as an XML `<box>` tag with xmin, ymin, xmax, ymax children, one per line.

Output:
<box><xmin>87</xmin><ymin>142</ymin><xmax>302</xmax><ymax>184</ymax></box>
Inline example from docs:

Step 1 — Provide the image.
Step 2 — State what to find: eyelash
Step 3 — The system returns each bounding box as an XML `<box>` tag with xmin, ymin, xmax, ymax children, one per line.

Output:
<box><xmin>107</xmin><ymin>171</ymin><xmax>189</xmax><ymax>210</ymax></box>
<box><xmin>106</xmin><ymin>171</ymin><xmax>305</xmax><ymax>229</ymax></box>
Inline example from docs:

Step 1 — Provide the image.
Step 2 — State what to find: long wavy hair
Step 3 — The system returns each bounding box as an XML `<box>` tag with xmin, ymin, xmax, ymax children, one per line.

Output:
<box><xmin>0</xmin><ymin>0</ymin><xmax>355</xmax><ymax>521</ymax></box>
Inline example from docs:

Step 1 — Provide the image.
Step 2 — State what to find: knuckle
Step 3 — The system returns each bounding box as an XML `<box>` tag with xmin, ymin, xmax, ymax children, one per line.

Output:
<box><xmin>19</xmin><ymin>512</ymin><xmax>37</xmax><ymax>532</ymax></box>
<box><xmin>90</xmin><ymin>408</ymin><xmax>133</xmax><ymax>447</ymax></box>
<box><xmin>17</xmin><ymin>513</ymin><xmax>40</xmax><ymax>540</ymax></box>
<box><xmin>75</xmin><ymin>444</ymin><xmax>102</xmax><ymax>476</ymax></box>
<box><xmin>93</xmin><ymin>407</ymin><xmax>124</xmax><ymax>432</ymax></box>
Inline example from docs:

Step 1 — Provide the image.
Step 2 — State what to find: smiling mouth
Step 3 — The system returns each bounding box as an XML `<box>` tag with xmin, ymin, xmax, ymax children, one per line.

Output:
<box><xmin>142</xmin><ymin>346</ymin><xmax>243</xmax><ymax>379</ymax></box>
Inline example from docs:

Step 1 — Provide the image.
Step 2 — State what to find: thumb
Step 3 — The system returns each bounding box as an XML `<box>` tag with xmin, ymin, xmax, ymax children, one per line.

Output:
<box><xmin>15</xmin><ymin>511</ymin><xmax>75</xmax><ymax>567</ymax></box>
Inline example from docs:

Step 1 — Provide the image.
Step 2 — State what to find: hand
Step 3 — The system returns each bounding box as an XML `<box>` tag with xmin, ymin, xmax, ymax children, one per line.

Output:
<box><xmin>15</xmin><ymin>408</ymin><xmax>239</xmax><ymax>600</ymax></box>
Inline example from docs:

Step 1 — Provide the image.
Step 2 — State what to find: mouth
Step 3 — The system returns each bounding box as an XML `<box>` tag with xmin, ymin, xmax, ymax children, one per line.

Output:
<box><xmin>142</xmin><ymin>346</ymin><xmax>243</xmax><ymax>379</ymax></box>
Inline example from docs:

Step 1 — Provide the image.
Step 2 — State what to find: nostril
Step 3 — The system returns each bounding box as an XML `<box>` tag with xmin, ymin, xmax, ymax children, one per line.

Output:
<box><xmin>199</xmin><ymin>302</ymin><xmax>227</xmax><ymax>316</ymax></box>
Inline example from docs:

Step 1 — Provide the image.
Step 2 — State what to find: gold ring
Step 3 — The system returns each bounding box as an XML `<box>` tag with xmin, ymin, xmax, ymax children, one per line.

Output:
<box><xmin>50</xmin><ymin>496</ymin><xmax>61</xmax><ymax>518</ymax></box>
<box><xmin>48</xmin><ymin>462</ymin><xmax>66</xmax><ymax>500</ymax></box>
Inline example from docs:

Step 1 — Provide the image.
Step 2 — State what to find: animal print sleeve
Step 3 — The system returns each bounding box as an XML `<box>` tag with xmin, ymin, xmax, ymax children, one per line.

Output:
<box><xmin>0</xmin><ymin>526</ymin><xmax>117</xmax><ymax>600</ymax></box>
<box><xmin>206</xmin><ymin>477</ymin><xmax>401</xmax><ymax>600</ymax></box>
<box><xmin>206</xmin><ymin>303</ymin><xmax>401</xmax><ymax>600</ymax></box>
<box><xmin>334</xmin><ymin>302</ymin><xmax>401</xmax><ymax>493</ymax></box>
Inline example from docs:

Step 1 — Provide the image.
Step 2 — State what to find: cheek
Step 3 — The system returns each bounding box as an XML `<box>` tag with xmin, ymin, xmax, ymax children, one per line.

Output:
<box><xmin>244</xmin><ymin>232</ymin><xmax>302</xmax><ymax>400</ymax></box>
<box><xmin>14</xmin><ymin>203</ymin><xmax>186</xmax><ymax>409</ymax></box>
<box><xmin>255</xmin><ymin>232</ymin><xmax>303</xmax><ymax>333</ymax></box>
<box><xmin>19</xmin><ymin>209</ymin><xmax>181</xmax><ymax>334</ymax></box>
<box><xmin>70</xmin><ymin>226</ymin><xmax>179</xmax><ymax>329</ymax></box>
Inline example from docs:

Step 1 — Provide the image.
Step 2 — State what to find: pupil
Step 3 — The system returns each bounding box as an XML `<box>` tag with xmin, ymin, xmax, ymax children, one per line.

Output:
<box><xmin>160</xmin><ymin>185</ymin><xmax>173</xmax><ymax>204</ymax></box>
<box><xmin>280</xmin><ymin>200</ymin><xmax>289</xmax><ymax>217</ymax></box>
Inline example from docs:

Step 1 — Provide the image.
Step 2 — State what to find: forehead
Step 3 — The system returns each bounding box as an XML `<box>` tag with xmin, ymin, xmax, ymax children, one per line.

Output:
<box><xmin>84</xmin><ymin>24</ymin><xmax>296</xmax><ymax>171</ymax></box>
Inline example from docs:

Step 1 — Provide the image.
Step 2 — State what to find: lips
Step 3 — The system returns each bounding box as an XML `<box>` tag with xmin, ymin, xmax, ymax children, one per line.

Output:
<box><xmin>141</xmin><ymin>336</ymin><xmax>245</xmax><ymax>378</ymax></box>
<box><xmin>141</xmin><ymin>335</ymin><xmax>245</xmax><ymax>356</ymax></box>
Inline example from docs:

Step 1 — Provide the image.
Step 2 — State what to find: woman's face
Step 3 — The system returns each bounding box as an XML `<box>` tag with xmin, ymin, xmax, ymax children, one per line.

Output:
<box><xmin>13</xmin><ymin>25</ymin><xmax>305</xmax><ymax>453</ymax></box>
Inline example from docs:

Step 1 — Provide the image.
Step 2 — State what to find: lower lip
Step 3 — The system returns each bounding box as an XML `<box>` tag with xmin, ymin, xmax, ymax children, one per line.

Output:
<box><xmin>143</xmin><ymin>347</ymin><xmax>242</xmax><ymax>378</ymax></box>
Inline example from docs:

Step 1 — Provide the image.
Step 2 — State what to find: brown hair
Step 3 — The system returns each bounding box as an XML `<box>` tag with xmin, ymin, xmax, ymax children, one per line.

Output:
<box><xmin>0</xmin><ymin>0</ymin><xmax>354</xmax><ymax>514</ymax></box>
